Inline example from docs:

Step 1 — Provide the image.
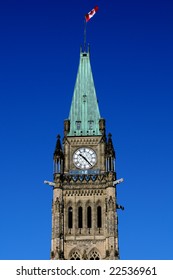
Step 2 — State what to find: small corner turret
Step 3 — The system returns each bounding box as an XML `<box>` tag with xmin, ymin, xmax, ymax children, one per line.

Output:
<box><xmin>106</xmin><ymin>133</ymin><xmax>116</xmax><ymax>173</ymax></box>
<box><xmin>53</xmin><ymin>135</ymin><xmax>64</xmax><ymax>174</ymax></box>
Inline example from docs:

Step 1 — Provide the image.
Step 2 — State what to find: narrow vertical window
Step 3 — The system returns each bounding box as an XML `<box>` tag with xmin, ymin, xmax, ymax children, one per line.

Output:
<box><xmin>88</xmin><ymin>120</ymin><xmax>94</xmax><ymax>130</ymax></box>
<box><xmin>78</xmin><ymin>206</ymin><xmax>83</xmax><ymax>228</ymax></box>
<box><xmin>68</xmin><ymin>207</ymin><xmax>73</xmax><ymax>228</ymax></box>
<box><xmin>76</xmin><ymin>121</ymin><xmax>81</xmax><ymax>130</ymax></box>
<box><xmin>109</xmin><ymin>157</ymin><xmax>112</xmax><ymax>171</ymax></box>
<box><xmin>97</xmin><ymin>206</ymin><xmax>102</xmax><ymax>228</ymax></box>
<box><xmin>87</xmin><ymin>206</ymin><xmax>92</xmax><ymax>228</ymax></box>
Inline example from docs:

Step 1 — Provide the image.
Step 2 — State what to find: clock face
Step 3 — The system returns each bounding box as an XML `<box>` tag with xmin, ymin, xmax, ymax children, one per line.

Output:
<box><xmin>73</xmin><ymin>147</ymin><xmax>97</xmax><ymax>169</ymax></box>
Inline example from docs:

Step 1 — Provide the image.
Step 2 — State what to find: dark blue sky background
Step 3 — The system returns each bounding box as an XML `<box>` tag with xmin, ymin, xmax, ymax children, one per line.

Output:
<box><xmin>0</xmin><ymin>0</ymin><xmax>173</xmax><ymax>259</ymax></box>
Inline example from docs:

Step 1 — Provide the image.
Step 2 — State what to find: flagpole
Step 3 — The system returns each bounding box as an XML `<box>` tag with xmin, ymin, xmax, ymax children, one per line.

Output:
<box><xmin>84</xmin><ymin>18</ymin><xmax>87</xmax><ymax>52</ymax></box>
<box><xmin>84</xmin><ymin>6</ymin><xmax>98</xmax><ymax>52</ymax></box>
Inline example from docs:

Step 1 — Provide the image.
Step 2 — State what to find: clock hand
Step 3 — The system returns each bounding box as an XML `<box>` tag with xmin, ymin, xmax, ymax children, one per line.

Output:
<box><xmin>79</xmin><ymin>154</ymin><xmax>92</xmax><ymax>166</ymax></box>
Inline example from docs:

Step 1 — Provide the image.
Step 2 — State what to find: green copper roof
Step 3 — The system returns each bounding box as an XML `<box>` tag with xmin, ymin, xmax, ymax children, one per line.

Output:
<box><xmin>68</xmin><ymin>48</ymin><xmax>101</xmax><ymax>136</ymax></box>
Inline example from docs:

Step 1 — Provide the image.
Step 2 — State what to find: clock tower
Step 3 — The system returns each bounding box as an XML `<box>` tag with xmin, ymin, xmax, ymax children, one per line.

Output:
<box><xmin>51</xmin><ymin>46</ymin><xmax>120</xmax><ymax>260</ymax></box>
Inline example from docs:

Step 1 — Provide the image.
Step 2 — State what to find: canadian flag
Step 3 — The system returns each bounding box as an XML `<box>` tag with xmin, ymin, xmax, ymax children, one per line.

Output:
<box><xmin>85</xmin><ymin>6</ymin><xmax>99</xmax><ymax>22</ymax></box>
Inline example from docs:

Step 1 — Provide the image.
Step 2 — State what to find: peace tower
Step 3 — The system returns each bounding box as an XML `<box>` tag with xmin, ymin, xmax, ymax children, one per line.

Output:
<box><xmin>49</xmin><ymin>46</ymin><xmax>123</xmax><ymax>260</ymax></box>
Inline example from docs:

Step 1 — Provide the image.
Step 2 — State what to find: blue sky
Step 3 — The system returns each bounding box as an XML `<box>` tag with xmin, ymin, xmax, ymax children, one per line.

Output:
<box><xmin>0</xmin><ymin>0</ymin><xmax>173</xmax><ymax>260</ymax></box>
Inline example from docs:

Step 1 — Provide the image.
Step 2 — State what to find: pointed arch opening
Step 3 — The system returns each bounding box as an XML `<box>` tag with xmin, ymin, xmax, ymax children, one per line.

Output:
<box><xmin>87</xmin><ymin>206</ymin><xmax>92</xmax><ymax>228</ymax></box>
<box><xmin>78</xmin><ymin>206</ymin><xmax>83</xmax><ymax>228</ymax></box>
<box><xmin>68</xmin><ymin>207</ymin><xmax>73</xmax><ymax>229</ymax></box>
<box><xmin>97</xmin><ymin>206</ymin><xmax>102</xmax><ymax>228</ymax></box>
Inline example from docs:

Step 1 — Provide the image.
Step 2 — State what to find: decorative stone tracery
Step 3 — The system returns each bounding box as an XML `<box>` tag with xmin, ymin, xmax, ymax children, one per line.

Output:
<box><xmin>70</xmin><ymin>251</ymin><xmax>81</xmax><ymax>260</ymax></box>
<box><xmin>89</xmin><ymin>250</ymin><xmax>100</xmax><ymax>260</ymax></box>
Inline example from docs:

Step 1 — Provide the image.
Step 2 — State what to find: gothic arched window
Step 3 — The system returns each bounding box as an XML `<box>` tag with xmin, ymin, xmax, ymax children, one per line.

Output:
<box><xmin>87</xmin><ymin>206</ymin><xmax>92</xmax><ymax>228</ymax></box>
<box><xmin>68</xmin><ymin>207</ymin><xmax>73</xmax><ymax>228</ymax></box>
<box><xmin>78</xmin><ymin>206</ymin><xmax>83</xmax><ymax>228</ymax></box>
<box><xmin>97</xmin><ymin>206</ymin><xmax>102</xmax><ymax>228</ymax></box>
